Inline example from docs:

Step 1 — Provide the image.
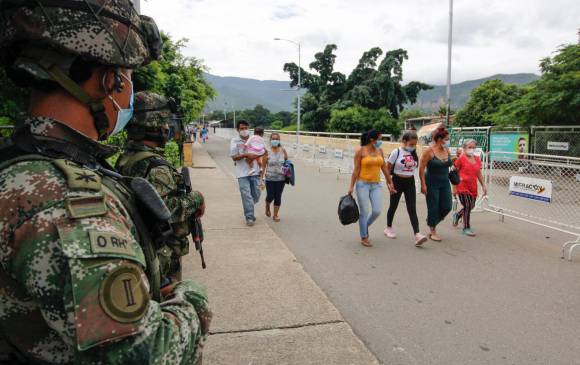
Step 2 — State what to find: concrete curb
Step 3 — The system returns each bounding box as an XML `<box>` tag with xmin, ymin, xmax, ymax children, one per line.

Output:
<box><xmin>182</xmin><ymin>143</ymin><xmax>380</xmax><ymax>365</ymax></box>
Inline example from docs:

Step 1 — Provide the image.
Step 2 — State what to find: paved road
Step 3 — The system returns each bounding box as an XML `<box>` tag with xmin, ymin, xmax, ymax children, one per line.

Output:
<box><xmin>204</xmin><ymin>136</ymin><xmax>580</xmax><ymax>365</ymax></box>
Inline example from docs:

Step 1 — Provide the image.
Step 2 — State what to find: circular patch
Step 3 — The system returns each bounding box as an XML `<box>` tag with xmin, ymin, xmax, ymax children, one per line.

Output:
<box><xmin>99</xmin><ymin>263</ymin><xmax>150</xmax><ymax>323</ymax></box>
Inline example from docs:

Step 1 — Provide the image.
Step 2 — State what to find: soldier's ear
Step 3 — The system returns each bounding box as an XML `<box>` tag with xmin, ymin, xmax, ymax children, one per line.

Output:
<box><xmin>100</xmin><ymin>68</ymin><xmax>119</xmax><ymax>95</ymax></box>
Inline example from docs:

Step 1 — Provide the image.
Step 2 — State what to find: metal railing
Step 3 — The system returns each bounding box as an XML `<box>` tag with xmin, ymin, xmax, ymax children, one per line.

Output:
<box><xmin>480</xmin><ymin>151</ymin><xmax>580</xmax><ymax>260</ymax></box>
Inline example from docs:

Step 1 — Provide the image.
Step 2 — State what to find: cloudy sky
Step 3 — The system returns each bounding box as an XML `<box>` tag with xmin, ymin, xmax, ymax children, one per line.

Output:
<box><xmin>141</xmin><ymin>0</ymin><xmax>579</xmax><ymax>85</ymax></box>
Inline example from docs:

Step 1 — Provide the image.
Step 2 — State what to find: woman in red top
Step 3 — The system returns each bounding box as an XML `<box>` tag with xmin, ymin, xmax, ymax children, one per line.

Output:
<box><xmin>452</xmin><ymin>139</ymin><xmax>487</xmax><ymax>236</ymax></box>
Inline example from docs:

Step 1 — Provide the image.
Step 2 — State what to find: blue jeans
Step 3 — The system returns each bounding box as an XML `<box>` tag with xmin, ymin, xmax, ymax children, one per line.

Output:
<box><xmin>355</xmin><ymin>180</ymin><xmax>383</xmax><ymax>238</ymax></box>
<box><xmin>238</xmin><ymin>176</ymin><xmax>261</xmax><ymax>221</ymax></box>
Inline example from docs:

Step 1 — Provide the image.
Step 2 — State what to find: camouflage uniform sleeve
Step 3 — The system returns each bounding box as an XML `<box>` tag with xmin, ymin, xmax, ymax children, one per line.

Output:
<box><xmin>0</xmin><ymin>160</ymin><xmax>209</xmax><ymax>364</ymax></box>
<box><xmin>146</xmin><ymin>165</ymin><xmax>204</xmax><ymax>231</ymax></box>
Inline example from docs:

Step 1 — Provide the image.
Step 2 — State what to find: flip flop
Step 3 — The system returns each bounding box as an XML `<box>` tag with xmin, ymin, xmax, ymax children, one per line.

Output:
<box><xmin>273</xmin><ymin>216</ymin><xmax>281</xmax><ymax>222</ymax></box>
<box><xmin>265</xmin><ymin>208</ymin><xmax>271</xmax><ymax>217</ymax></box>
<box><xmin>429</xmin><ymin>234</ymin><xmax>442</xmax><ymax>242</ymax></box>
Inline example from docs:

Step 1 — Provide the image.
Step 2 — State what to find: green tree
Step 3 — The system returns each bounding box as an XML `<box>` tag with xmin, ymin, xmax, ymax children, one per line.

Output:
<box><xmin>283</xmin><ymin>45</ymin><xmax>430</xmax><ymax>131</ymax></box>
<box><xmin>134</xmin><ymin>33</ymin><xmax>215</xmax><ymax>124</ymax></box>
<box><xmin>455</xmin><ymin>79</ymin><xmax>524</xmax><ymax>126</ymax></box>
<box><xmin>399</xmin><ymin>108</ymin><xmax>425</xmax><ymax>123</ymax></box>
<box><xmin>493</xmin><ymin>43</ymin><xmax>580</xmax><ymax>126</ymax></box>
<box><xmin>270</xmin><ymin>121</ymin><xmax>283</xmax><ymax>130</ymax></box>
<box><xmin>272</xmin><ymin>111</ymin><xmax>293</xmax><ymax>126</ymax></box>
<box><xmin>329</xmin><ymin>105</ymin><xmax>401</xmax><ymax>137</ymax></box>
<box><xmin>0</xmin><ymin>66</ymin><xmax>30</xmax><ymax>128</ymax></box>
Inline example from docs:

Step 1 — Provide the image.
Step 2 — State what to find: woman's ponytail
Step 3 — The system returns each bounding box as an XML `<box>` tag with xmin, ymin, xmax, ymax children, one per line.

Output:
<box><xmin>360</xmin><ymin>132</ymin><xmax>370</xmax><ymax>146</ymax></box>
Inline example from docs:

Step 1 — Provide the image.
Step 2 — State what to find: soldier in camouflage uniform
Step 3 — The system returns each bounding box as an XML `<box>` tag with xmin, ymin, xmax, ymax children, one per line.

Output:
<box><xmin>117</xmin><ymin>91</ymin><xmax>206</xmax><ymax>285</ymax></box>
<box><xmin>0</xmin><ymin>1</ymin><xmax>211</xmax><ymax>364</ymax></box>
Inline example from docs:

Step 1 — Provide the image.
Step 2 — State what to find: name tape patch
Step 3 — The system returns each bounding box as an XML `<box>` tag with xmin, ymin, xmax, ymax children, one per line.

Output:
<box><xmin>89</xmin><ymin>231</ymin><xmax>136</xmax><ymax>256</ymax></box>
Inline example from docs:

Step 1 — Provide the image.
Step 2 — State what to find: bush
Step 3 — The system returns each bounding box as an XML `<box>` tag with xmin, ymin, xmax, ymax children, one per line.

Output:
<box><xmin>164</xmin><ymin>141</ymin><xmax>181</xmax><ymax>168</ymax></box>
<box><xmin>270</xmin><ymin>120</ymin><xmax>284</xmax><ymax>130</ymax></box>
<box><xmin>282</xmin><ymin>124</ymin><xmax>298</xmax><ymax>132</ymax></box>
<box><xmin>329</xmin><ymin>105</ymin><xmax>401</xmax><ymax>137</ymax></box>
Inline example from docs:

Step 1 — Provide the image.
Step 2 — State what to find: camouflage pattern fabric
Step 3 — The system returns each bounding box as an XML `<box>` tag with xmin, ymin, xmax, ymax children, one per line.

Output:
<box><xmin>117</xmin><ymin>141</ymin><xmax>205</xmax><ymax>277</ymax></box>
<box><xmin>132</xmin><ymin>92</ymin><xmax>174</xmax><ymax>130</ymax></box>
<box><xmin>0</xmin><ymin>118</ymin><xmax>211</xmax><ymax>364</ymax></box>
<box><xmin>0</xmin><ymin>0</ymin><xmax>160</xmax><ymax>70</ymax></box>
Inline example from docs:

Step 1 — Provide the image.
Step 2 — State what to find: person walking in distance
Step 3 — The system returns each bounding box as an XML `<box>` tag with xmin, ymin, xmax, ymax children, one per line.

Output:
<box><xmin>452</xmin><ymin>139</ymin><xmax>487</xmax><ymax>236</ymax></box>
<box><xmin>348</xmin><ymin>130</ymin><xmax>390</xmax><ymax>247</ymax></box>
<box><xmin>261</xmin><ymin>133</ymin><xmax>288</xmax><ymax>222</ymax></box>
<box><xmin>230</xmin><ymin>120</ymin><xmax>261</xmax><ymax>226</ymax></box>
<box><xmin>0</xmin><ymin>2</ymin><xmax>211</xmax><ymax>363</ymax></box>
<box><xmin>419</xmin><ymin>127</ymin><xmax>453</xmax><ymax>242</ymax></box>
<box><xmin>384</xmin><ymin>131</ymin><xmax>428</xmax><ymax>246</ymax></box>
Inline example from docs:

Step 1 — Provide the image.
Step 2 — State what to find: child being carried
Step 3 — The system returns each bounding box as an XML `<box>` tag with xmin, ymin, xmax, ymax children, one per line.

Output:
<box><xmin>244</xmin><ymin>127</ymin><xmax>266</xmax><ymax>175</ymax></box>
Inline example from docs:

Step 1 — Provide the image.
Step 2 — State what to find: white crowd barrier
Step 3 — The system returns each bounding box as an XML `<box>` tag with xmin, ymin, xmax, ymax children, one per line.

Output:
<box><xmin>480</xmin><ymin>152</ymin><xmax>580</xmax><ymax>260</ymax></box>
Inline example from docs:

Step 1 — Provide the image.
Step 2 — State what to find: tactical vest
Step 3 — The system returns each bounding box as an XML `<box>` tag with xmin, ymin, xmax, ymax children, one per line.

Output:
<box><xmin>116</xmin><ymin>150</ymin><xmax>172</xmax><ymax>178</ymax></box>
<box><xmin>0</xmin><ymin>142</ymin><xmax>162</xmax><ymax>299</ymax></box>
<box><xmin>0</xmin><ymin>135</ymin><xmax>167</xmax><ymax>361</ymax></box>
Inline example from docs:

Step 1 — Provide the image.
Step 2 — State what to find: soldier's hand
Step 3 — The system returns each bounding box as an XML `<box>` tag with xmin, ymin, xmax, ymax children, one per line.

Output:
<box><xmin>195</xmin><ymin>202</ymin><xmax>206</xmax><ymax>218</ymax></box>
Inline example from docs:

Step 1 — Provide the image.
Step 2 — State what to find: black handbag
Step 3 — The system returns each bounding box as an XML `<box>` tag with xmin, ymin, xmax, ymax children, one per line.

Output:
<box><xmin>338</xmin><ymin>194</ymin><xmax>360</xmax><ymax>225</ymax></box>
<box><xmin>449</xmin><ymin>167</ymin><xmax>461</xmax><ymax>185</ymax></box>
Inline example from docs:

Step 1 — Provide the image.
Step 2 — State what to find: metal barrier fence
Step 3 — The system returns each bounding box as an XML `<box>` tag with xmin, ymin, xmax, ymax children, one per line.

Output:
<box><xmin>532</xmin><ymin>126</ymin><xmax>580</xmax><ymax>158</ymax></box>
<box><xmin>481</xmin><ymin>151</ymin><xmax>580</xmax><ymax>260</ymax></box>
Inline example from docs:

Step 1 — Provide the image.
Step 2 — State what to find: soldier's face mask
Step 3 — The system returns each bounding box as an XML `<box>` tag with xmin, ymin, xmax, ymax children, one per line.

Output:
<box><xmin>107</xmin><ymin>72</ymin><xmax>135</xmax><ymax>135</ymax></box>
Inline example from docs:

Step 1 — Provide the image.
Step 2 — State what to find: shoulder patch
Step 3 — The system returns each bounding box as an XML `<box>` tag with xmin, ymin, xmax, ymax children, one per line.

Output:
<box><xmin>53</xmin><ymin>159</ymin><xmax>101</xmax><ymax>191</ymax></box>
<box><xmin>66</xmin><ymin>195</ymin><xmax>107</xmax><ymax>219</ymax></box>
<box><xmin>99</xmin><ymin>262</ymin><xmax>150</xmax><ymax>324</ymax></box>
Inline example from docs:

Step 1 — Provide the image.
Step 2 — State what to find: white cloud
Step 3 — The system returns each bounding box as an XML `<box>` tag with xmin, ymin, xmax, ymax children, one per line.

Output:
<box><xmin>141</xmin><ymin>0</ymin><xmax>579</xmax><ymax>85</ymax></box>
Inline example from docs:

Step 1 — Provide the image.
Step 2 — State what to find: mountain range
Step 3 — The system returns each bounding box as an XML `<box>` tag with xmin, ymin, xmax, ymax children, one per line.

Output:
<box><xmin>204</xmin><ymin>72</ymin><xmax>539</xmax><ymax>114</ymax></box>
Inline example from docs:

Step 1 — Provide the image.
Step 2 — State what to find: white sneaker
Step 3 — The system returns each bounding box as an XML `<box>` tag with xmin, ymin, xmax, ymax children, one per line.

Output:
<box><xmin>384</xmin><ymin>227</ymin><xmax>397</xmax><ymax>239</ymax></box>
<box><xmin>415</xmin><ymin>233</ymin><xmax>428</xmax><ymax>246</ymax></box>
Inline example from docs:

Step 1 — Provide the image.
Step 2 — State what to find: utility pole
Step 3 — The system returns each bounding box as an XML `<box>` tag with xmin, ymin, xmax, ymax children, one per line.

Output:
<box><xmin>445</xmin><ymin>0</ymin><xmax>454</xmax><ymax>127</ymax></box>
<box><xmin>297</xmin><ymin>42</ymin><xmax>302</xmax><ymax>146</ymax></box>
<box><xmin>133</xmin><ymin>0</ymin><xmax>140</xmax><ymax>13</ymax></box>
<box><xmin>275</xmin><ymin>38</ymin><xmax>302</xmax><ymax>145</ymax></box>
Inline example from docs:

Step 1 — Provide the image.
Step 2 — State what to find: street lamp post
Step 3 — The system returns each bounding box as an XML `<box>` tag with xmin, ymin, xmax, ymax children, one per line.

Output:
<box><xmin>445</xmin><ymin>0</ymin><xmax>454</xmax><ymax>126</ymax></box>
<box><xmin>133</xmin><ymin>0</ymin><xmax>140</xmax><ymax>13</ymax></box>
<box><xmin>274</xmin><ymin>37</ymin><xmax>301</xmax><ymax>145</ymax></box>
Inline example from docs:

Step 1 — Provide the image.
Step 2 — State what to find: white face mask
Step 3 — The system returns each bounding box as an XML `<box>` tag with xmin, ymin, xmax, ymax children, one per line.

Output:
<box><xmin>239</xmin><ymin>129</ymin><xmax>250</xmax><ymax>138</ymax></box>
<box><xmin>466</xmin><ymin>148</ymin><xmax>475</xmax><ymax>156</ymax></box>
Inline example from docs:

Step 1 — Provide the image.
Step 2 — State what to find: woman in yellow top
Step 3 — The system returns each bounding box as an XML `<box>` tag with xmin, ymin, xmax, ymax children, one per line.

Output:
<box><xmin>348</xmin><ymin>129</ymin><xmax>390</xmax><ymax>247</ymax></box>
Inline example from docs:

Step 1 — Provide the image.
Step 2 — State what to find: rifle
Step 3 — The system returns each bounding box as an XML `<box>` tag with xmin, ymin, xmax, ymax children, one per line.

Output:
<box><xmin>181</xmin><ymin>167</ymin><xmax>207</xmax><ymax>269</ymax></box>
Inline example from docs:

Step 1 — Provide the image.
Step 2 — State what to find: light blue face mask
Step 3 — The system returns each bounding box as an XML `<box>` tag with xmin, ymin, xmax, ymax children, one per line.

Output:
<box><xmin>374</xmin><ymin>140</ymin><xmax>383</xmax><ymax>148</ymax></box>
<box><xmin>109</xmin><ymin>72</ymin><xmax>134</xmax><ymax>136</ymax></box>
<box><xmin>443</xmin><ymin>140</ymin><xmax>451</xmax><ymax>148</ymax></box>
<box><xmin>271</xmin><ymin>140</ymin><xmax>281</xmax><ymax>147</ymax></box>
<box><xmin>404</xmin><ymin>146</ymin><xmax>416</xmax><ymax>152</ymax></box>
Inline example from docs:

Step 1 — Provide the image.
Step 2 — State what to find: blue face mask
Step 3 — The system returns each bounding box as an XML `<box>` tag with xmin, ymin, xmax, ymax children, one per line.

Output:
<box><xmin>109</xmin><ymin>72</ymin><xmax>134</xmax><ymax>136</ymax></box>
<box><xmin>374</xmin><ymin>140</ymin><xmax>383</xmax><ymax>148</ymax></box>
<box><xmin>443</xmin><ymin>140</ymin><xmax>451</xmax><ymax>148</ymax></box>
<box><xmin>271</xmin><ymin>140</ymin><xmax>281</xmax><ymax>147</ymax></box>
<box><xmin>404</xmin><ymin>146</ymin><xmax>416</xmax><ymax>152</ymax></box>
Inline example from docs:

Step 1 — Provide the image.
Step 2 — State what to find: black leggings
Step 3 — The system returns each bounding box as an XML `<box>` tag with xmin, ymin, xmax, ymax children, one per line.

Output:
<box><xmin>387</xmin><ymin>175</ymin><xmax>420</xmax><ymax>234</ymax></box>
<box><xmin>266</xmin><ymin>180</ymin><xmax>285</xmax><ymax>206</ymax></box>
<box><xmin>458</xmin><ymin>193</ymin><xmax>476</xmax><ymax>229</ymax></box>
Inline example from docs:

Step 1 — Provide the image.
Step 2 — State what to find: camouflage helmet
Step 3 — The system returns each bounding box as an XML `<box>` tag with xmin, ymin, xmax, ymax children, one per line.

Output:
<box><xmin>0</xmin><ymin>0</ymin><xmax>162</xmax><ymax>75</ymax></box>
<box><xmin>0</xmin><ymin>0</ymin><xmax>162</xmax><ymax>140</ymax></box>
<box><xmin>127</xmin><ymin>91</ymin><xmax>177</xmax><ymax>140</ymax></box>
